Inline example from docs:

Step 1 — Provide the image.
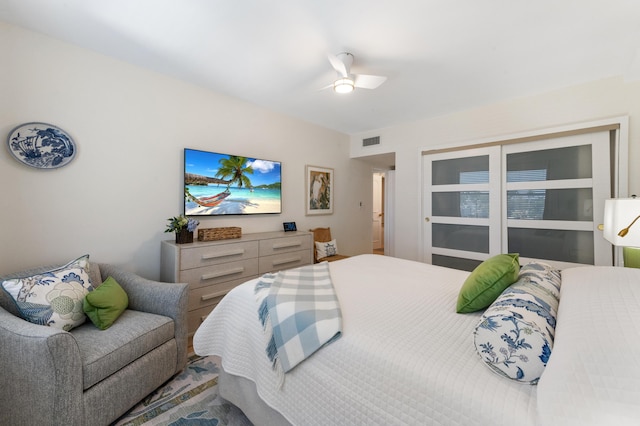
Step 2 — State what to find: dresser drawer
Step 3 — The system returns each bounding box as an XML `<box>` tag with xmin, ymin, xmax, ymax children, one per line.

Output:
<box><xmin>161</xmin><ymin>232</ymin><xmax>313</xmax><ymax>340</ymax></box>
<box><xmin>179</xmin><ymin>258</ymin><xmax>259</xmax><ymax>290</ymax></box>
<box><xmin>259</xmin><ymin>234</ymin><xmax>312</xmax><ymax>257</ymax></box>
<box><xmin>179</xmin><ymin>240</ymin><xmax>259</xmax><ymax>270</ymax></box>
<box><xmin>259</xmin><ymin>249</ymin><xmax>312</xmax><ymax>274</ymax></box>
<box><xmin>187</xmin><ymin>305</ymin><xmax>217</xmax><ymax>336</ymax></box>
<box><xmin>188</xmin><ymin>276</ymin><xmax>256</xmax><ymax>311</ymax></box>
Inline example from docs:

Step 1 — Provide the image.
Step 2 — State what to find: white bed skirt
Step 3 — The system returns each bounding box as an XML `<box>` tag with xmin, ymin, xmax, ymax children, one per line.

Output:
<box><xmin>218</xmin><ymin>365</ymin><xmax>291</xmax><ymax>426</ymax></box>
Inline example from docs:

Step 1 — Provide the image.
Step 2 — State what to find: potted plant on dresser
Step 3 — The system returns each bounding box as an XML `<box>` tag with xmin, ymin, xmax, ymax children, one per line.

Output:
<box><xmin>165</xmin><ymin>215</ymin><xmax>199</xmax><ymax>244</ymax></box>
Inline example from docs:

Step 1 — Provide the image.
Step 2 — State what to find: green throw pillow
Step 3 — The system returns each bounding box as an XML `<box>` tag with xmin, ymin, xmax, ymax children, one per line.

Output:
<box><xmin>83</xmin><ymin>276</ymin><xmax>128</xmax><ymax>330</ymax></box>
<box><xmin>456</xmin><ymin>253</ymin><xmax>520</xmax><ymax>313</ymax></box>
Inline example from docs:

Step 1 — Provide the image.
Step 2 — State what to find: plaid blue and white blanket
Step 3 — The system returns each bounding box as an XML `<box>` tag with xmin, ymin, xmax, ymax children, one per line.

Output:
<box><xmin>255</xmin><ymin>261</ymin><xmax>342</xmax><ymax>385</ymax></box>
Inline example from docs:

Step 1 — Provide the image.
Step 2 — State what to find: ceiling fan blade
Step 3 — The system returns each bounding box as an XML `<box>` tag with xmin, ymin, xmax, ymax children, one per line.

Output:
<box><xmin>318</xmin><ymin>82</ymin><xmax>335</xmax><ymax>91</ymax></box>
<box><xmin>328</xmin><ymin>54</ymin><xmax>348</xmax><ymax>78</ymax></box>
<box><xmin>354</xmin><ymin>74</ymin><xmax>387</xmax><ymax>89</ymax></box>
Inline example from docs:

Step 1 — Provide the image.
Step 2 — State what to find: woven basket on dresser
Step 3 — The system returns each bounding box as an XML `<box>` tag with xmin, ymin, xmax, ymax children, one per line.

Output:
<box><xmin>197</xmin><ymin>227</ymin><xmax>242</xmax><ymax>241</ymax></box>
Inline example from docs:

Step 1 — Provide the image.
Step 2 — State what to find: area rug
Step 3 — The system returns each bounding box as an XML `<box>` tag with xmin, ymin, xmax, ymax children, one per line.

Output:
<box><xmin>112</xmin><ymin>355</ymin><xmax>253</xmax><ymax>426</ymax></box>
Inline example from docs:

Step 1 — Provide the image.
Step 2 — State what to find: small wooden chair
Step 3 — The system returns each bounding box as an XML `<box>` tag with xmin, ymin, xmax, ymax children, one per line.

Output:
<box><xmin>310</xmin><ymin>227</ymin><xmax>350</xmax><ymax>263</ymax></box>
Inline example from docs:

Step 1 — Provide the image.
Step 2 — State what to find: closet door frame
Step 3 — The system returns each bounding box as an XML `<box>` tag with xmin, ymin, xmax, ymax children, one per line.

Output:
<box><xmin>420</xmin><ymin>116</ymin><xmax>629</xmax><ymax>268</ymax></box>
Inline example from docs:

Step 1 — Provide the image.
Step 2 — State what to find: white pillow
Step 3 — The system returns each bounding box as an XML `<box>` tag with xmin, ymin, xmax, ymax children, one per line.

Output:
<box><xmin>1</xmin><ymin>255</ymin><xmax>94</xmax><ymax>331</ymax></box>
<box><xmin>315</xmin><ymin>240</ymin><xmax>338</xmax><ymax>260</ymax></box>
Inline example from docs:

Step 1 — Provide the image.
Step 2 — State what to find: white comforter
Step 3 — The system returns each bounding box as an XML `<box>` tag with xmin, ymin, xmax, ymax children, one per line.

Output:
<box><xmin>537</xmin><ymin>266</ymin><xmax>640</xmax><ymax>425</ymax></box>
<box><xmin>194</xmin><ymin>254</ymin><xmax>539</xmax><ymax>425</ymax></box>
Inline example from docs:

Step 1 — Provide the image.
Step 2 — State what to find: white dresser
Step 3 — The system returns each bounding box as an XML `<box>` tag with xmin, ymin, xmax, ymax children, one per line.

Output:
<box><xmin>160</xmin><ymin>231</ymin><xmax>313</xmax><ymax>340</ymax></box>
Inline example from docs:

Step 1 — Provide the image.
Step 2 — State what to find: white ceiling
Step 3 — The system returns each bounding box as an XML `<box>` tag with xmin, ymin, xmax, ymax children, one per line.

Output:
<box><xmin>2</xmin><ymin>0</ymin><xmax>640</xmax><ymax>135</ymax></box>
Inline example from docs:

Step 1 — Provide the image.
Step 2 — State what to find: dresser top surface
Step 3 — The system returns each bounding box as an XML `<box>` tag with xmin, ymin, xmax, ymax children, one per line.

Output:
<box><xmin>162</xmin><ymin>230</ymin><xmax>311</xmax><ymax>248</ymax></box>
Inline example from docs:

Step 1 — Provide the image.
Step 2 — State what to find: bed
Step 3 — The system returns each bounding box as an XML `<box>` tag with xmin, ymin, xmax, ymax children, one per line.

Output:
<box><xmin>193</xmin><ymin>254</ymin><xmax>640</xmax><ymax>425</ymax></box>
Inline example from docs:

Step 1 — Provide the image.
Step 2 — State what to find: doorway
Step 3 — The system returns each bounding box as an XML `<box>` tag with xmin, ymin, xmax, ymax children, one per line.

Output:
<box><xmin>373</xmin><ymin>172</ymin><xmax>385</xmax><ymax>254</ymax></box>
<box><xmin>360</xmin><ymin>152</ymin><xmax>395</xmax><ymax>256</ymax></box>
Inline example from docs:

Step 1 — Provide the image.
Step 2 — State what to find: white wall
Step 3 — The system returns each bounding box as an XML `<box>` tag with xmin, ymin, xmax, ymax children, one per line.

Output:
<box><xmin>0</xmin><ymin>22</ymin><xmax>373</xmax><ymax>278</ymax></box>
<box><xmin>351</xmin><ymin>76</ymin><xmax>640</xmax><ymax>261</ymax></box>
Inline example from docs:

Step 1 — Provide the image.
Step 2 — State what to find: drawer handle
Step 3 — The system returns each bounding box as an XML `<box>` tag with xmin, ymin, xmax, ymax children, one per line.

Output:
<box><xmin>200</xmin><ymin>315</ymin><xmax>209</xmax><ymax>323</ymax></box>
<box><xmin>272</xmin><ymin>256</ymin><xmax>302</xmax><ymax>266</ymax></box>
<box><xmin>272</xmin><ymin>242</ymin><xmax>302</xmax><ymax>249</ymax></box>
<box><xmin>201</xmin><ymin>267</ymin><xmax>245</xmax><ymax>280</ymax></box>
<box><xmin>201</xmin><ymin>248</ymin><xmax>245</xmax><ymax>260</ymax></box>
<box><xmin>201</xmin><ymin>290</ymin><xmax>228</xmax><ymax>301</ymax></box>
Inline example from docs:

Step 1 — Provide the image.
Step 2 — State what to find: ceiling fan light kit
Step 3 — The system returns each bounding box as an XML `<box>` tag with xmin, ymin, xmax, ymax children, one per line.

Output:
<box><xmin>325</xmin><ymin>52</ymin><xmax>387</xmax><ymax>94</ymax></box>
<box><xmin>334</xmin><ymin>77</ymin><xmax>355</xmax><ymax>93</ymax></box>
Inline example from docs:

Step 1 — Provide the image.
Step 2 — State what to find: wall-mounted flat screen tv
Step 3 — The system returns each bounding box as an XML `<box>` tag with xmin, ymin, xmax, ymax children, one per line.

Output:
<box><xmin>184</xmin><ymin>148</ymin><xmax>282</xmax><ymax>216</ymax></box>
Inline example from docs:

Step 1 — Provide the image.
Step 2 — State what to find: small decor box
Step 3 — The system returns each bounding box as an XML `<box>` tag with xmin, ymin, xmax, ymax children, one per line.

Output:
<box><xmin>198</xmin><ymin>227</ymin><xmax>242</xmax><ymax>242</ymax></box>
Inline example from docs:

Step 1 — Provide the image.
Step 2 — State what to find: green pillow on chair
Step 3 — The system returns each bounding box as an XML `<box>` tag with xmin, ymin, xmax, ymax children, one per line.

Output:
<box><xmin>83</xmin><ymin>276</ymin><xmax>128</xmax><ymax>330</ymax></box>
<box><xmin>456</xmin><ymin>253</ymin><xmax>520</xmax><ymax>313</ymax></box>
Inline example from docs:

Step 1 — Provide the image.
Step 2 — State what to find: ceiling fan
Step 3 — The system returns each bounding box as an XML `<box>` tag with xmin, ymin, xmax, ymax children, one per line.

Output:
<box><xmin>324</xmin><ymin>52</ymin><xmax>387</xmax><ymax>94</ymax></box>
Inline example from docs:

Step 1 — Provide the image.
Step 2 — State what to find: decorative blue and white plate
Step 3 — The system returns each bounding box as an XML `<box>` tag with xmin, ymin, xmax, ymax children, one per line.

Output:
<box><xmin>7</xmin><ymin>122</ymin><xmax>76</xmax><ymax>169</ymax></box>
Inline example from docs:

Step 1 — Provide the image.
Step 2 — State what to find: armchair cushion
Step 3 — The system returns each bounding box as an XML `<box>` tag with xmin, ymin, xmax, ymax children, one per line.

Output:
<box><xmin>72</xmin><ymin>310</ymin><xmax>175</xmax><ymax>389</ymax></box>
<box><xmin>83</xmin><ymin>276</ymin><xmax>128</xmax><ymax>330</ymax></box>
<box><xmin>97</xmin><ymin>263</ymin><xmax>189</xmax><ymax>374</ymax></box>
<box><xmin>1</xmin><ymin>254</ymin><xmax>94</xmax><ymax>331</ymax></box>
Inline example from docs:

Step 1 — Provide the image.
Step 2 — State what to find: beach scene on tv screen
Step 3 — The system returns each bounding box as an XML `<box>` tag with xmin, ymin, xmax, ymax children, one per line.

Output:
<box><xmin>184</xmin><ymin>149</ymin><xmax>281</xmax><ymax>215</ymax></box>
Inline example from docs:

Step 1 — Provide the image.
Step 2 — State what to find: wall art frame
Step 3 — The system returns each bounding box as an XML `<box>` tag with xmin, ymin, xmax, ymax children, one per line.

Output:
<box><xmin>305</xmin><ymin>165</ymin><xmax>334</xmax><ymax>215</ymax></box>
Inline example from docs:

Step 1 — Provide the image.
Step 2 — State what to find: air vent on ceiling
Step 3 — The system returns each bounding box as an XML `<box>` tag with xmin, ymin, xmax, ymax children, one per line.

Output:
<box><xmin>362</xmin><ymin>136</ymin><xmax>380</xmax><ymax>147</ymax></box>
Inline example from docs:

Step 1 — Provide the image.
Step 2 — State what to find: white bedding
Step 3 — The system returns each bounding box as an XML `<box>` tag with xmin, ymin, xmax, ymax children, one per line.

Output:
<box><xmin>537</xmin><ymin>266</ymin><xmax>640</xmax><ymax>425</ymax></box>
<box><xmin>194</xmin><ymin>255</ymin><xmax>539</xmax><ymax>425</ymax></box>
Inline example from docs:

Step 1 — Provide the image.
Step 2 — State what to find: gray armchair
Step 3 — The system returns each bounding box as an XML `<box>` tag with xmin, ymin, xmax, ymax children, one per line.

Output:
<box><xmin>0</xmin><ymin>262</ymin><xmax>189</xmax><ymax>426</ymax></box>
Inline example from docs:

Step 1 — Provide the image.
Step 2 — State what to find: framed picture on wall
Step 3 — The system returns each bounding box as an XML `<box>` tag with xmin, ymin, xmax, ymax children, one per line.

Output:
<box><xmin>306</xmin><ymin>165</ymin><xmax>334</xmax><ymax>215</ymax></box>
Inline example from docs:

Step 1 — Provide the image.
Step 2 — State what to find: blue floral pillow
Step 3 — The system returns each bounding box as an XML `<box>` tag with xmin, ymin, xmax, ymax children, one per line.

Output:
<box><xmin>1</xmin><ymin>255</ymin><xmax>94</xmax><ymax>331</ymax></box>
<box><xmin>473</xmin><ymin>262</ymin><xmax>561</xmax><ymax>384</ymax></box>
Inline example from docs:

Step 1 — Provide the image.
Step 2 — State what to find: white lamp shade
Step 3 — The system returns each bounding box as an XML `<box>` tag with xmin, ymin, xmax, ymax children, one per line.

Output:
<box><xmin>603</xmin><ymin>198</ymin><xmax>640</xmax><ymax>247</ymax></box>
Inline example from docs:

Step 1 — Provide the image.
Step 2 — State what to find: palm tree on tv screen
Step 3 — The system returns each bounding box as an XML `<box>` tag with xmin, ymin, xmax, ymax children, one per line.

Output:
<box><xmin>215</xmin><ymin>156</ymin><xmax>254</xmax><ymax>189</ymax></box>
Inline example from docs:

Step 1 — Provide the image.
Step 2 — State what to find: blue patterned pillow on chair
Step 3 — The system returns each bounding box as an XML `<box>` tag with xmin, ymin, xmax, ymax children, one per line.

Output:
<box><xmin>1</xmin><ymin>254</ymin><xmax>94</xmax><ymax>331</ymax></box>
<box><xmin>473</xmin><ymin>262</ymin><xmax>561</xmax><ymax>384</ymax></box>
